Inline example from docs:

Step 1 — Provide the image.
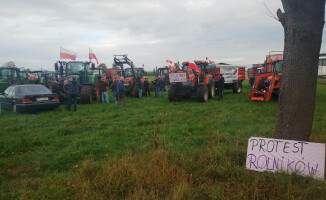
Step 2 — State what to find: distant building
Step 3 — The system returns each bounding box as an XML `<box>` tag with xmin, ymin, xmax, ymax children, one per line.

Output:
<box><xmin>319</xmin><ymin>53</ymin><xmax>326</xmax><ymax>77</ymax></box>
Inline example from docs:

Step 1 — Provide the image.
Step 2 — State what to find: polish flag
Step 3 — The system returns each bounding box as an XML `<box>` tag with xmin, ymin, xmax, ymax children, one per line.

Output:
<box><xmin>258</xmin><ymin>64</ymin><xmax>262</xmax><ymax>68</ymax></box>
<box><xmin>166</xmin><ymin>59</ymin><xmax>173</xmax><ymax>64</ymax></box>
<box><xmin>60</xmin><ymin>47</ymin><xmax>76</xmax><ymax>60</ymax></box>
<box><xmin>169</xmin><ymin>65</ymin><xmax>173</xmax><ymax>71</ymax></box>
<box><xmin>89</xmin><ymin>47</ymin><xmax>99</xmax><ymax>64</ymax></box>
<box><xmin>188</xmin><ymin>63</ymin><xmax>203</xmax><ymax>74</ymax></box>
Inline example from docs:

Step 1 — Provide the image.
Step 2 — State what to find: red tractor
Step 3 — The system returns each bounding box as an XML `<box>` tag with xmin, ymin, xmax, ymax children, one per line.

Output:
<box><xmin>113</xmin><ymin>55</ymin><xmax>145</xmax><ymax>97</ymax></box>
<box><xmin>249</xmin><ymin>51</ymin><xmax>283</xmax><ymax>101</ymax></box>
<box><xmin>168</xmin><ymin>61</ymin><xmax>217</xmax><ymax>102</ymax></box>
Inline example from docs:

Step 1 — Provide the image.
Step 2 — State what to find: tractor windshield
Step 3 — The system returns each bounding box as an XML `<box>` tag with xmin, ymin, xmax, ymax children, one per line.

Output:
<box><xmin>0</xmin><ymin>69</ymin><xmax>18</xmax><ymax>79</ymax></box>
<box><xmin>136</xmin><ymin>69</ymin><xmax>144</xmax><ymax>78</ymax></box>
<box><xmin>124</xmin><ymin>68</ymin><xmax>134</xmax><ymax>78</ymax></box>
<box><xmin>159</xmin><ymin>68</ymin><xmax>169</xmax><ymax>76</ymax></box>
<box><xmin>274</xmin><ymin>61</ymin><xmax>283</xmax><ymax>73</ymax></box>
<box><xmin>66</xmin><ymin>63</ymin><xmax>85</xmax><ymax>75</ymax></box>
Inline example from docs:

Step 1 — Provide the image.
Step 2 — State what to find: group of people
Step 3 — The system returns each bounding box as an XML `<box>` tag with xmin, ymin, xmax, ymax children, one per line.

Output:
<box><xmin>63</xmin><ymin>74</ymin><xmax>223</xmax><ymax>112</ymax></box>
<box><xmin>100</xmin><ymin>76</ymin><xmax>167</xmax><ymax>103</ymax></box>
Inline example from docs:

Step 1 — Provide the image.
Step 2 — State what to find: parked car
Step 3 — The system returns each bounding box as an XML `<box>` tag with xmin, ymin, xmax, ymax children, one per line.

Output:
<box><xmin>0</xmin><ymin>85</ymin><xmax>60</xmax><ymax>113</ymax></box>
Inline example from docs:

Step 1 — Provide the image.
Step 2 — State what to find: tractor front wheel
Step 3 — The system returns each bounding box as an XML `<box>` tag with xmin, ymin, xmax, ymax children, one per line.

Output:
<box><xmin>233</xmin><ymin>82</ymin><xmax>242</xmax><ymax>93</ymax></box>
<box><xmin>168</xmin><ymin>85</ymin><xmax>178</xmax><ymax>102</ymax></box>
<box><xmin>80</xmin><ymin>86</ymin><xmax>93</xmax><ymax>104</ymax></box>
<box><xmin>132</xmin><ymin>85</ymin><xmax>139</xmax><ymax>97</ymax></box>
<box><xmin>208</xmin><ymin>82</ymin><xmax>215</xmax><ymax>98</ymax></box>
<box><xmin>197</xmin><ymin>85</ymin><xmax>208</xmax><ymax>102</ymax></box>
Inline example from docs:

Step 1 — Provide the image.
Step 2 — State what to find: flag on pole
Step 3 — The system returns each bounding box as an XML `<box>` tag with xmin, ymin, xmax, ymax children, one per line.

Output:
<box><xmin>188</xmin><ymin>63</ymin><xmax>203</xmax><ymax>74</ymax></box>
<box><xmin>89</xmin><ymin>47</ymin><xmax>99</xmax><ymax>64</ymax></box>
<box><xmin>166</xmin><ymin>59</ymin><xmax>173</xmax><ymax>64</ymax></box>
<box><xmin>60</xmin><ymin>47</ymin><xmax>77</xmax><ymax>60</ymax></box>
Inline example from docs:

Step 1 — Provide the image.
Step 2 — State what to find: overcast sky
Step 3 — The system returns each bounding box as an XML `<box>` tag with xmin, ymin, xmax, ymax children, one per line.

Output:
<box><xmin>0</xmin><ymin>0</ymin><xmax>325</xmax><ymax>71</ymax></box>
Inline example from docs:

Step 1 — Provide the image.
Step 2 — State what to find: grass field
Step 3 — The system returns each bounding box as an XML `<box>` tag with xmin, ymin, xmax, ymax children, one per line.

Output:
<box><xmin>1</xmin><ymin>80</ymin><xmax>326</xmax><ymax>199</ymax></box>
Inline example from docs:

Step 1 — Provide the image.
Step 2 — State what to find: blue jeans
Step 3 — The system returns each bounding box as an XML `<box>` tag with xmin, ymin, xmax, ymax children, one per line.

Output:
<box><xmin>160</xmin><ymin>87</ymin><xmax>164</xmax><ymax>97</ymax></box>
<box><xmin>155</xmin><ymin>87</ymin><xmax>159</xmax><ymax>98</ymax></box>
<box><xmin>113</xmin><ymin>91</ymin><xmax>117</xmax><ymax>103</ymax></box>
<box><xmin>139</xmin><ymin>89</ymin><xmax>143</xmax><ymax>98</ymax></box>
<box><xmin>67</xmin><ymin>94</ymin><xmax>77</xmax><ymax>111</ymax></box>
<box><xmin>102</xmin><ymin>91</ymin><xmax>109</xmax><ymax>103</ymax></box>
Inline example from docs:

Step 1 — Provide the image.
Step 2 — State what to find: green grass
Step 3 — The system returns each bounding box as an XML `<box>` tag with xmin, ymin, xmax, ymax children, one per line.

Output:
<box><xmin>0</xmin><ymin>80</ymin><xmax>325</xmax><ymax>199</ymax></box>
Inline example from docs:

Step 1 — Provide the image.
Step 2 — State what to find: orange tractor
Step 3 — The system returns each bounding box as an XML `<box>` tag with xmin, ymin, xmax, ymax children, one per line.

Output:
<box><xmin>249</xmin><ymin>51</ymin><xmax>283</xmax><ymax>101</ymax></box>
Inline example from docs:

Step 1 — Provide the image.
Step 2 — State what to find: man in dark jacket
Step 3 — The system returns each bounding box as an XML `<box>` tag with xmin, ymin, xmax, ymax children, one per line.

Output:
<box><xmin>144</xmin><ymin>77</ymin><xmax>150</xmax><ymax>97</ymax></box>
<box><xmin>64</xmin><ymin>77</ymin><xmax>82</xmax><ymax>111</ymax></box>
<box><xmin>116</xmin><ymin>77</ymin><xmax>126</xmax><ymax>107</ymax></box>
<box><xmin>137</xmin><ymin>79</ymin><xmax>143</xmax><ymax>99</ymax></box>
<box><xmin>158</xmin><ymin>76</ymin><xmax>166</xmax><ymax>97</ymax></box>
<box><xmin>111</xmin><ymin>77</ymin><xmax>118</xmax><ymax>103</ymax></box>
<box><xmin>154</xmin><ymin>76</ymin><xmax>159</xmax><ymax>98</ymax></box>
<box><xmin>217</xmin><ymin>74</ymin><xmax>225</xmax><ymax>101</ymax></box>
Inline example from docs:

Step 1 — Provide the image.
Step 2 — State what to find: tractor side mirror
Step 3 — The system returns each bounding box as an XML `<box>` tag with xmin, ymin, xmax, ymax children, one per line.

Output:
<box><xmin>55</xmin><ymin>63</ymin><xmax>59</xmax><ymax>71</ymax></box>
<box><xmin>91</xmin><ymin>63</ymin><xmax>96</xmax><ymax>70</ymax></box>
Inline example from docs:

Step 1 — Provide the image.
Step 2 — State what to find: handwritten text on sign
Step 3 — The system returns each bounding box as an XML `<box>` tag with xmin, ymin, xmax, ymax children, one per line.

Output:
<box><xmin>169</xmin><ymin>73</ymin><xmax>187</xmax><ymax>83</ymax></box>
<box><xmin>246</xmin><ymin>137</ymin><xmax>325</xmax><ymax>179</ymax></box>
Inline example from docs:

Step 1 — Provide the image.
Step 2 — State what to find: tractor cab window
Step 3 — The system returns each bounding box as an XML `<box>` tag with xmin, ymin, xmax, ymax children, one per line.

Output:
<box><xmin>124</xmin><ymin>68</ymin><xmax>134</xmax><ymax>78</ymax></box>
<box><xmin>136</xmin><ymin>69</ymin><xmax>144</xmax><ymax>78</ymax></box>
<box><xmin>160</xmin><ymin>69</ymin><xmax>169</xmax><ymax>75</ymax></box>
<box><xmin>20</xmin><ymin>72</ymin><xmax>27</xmax><ymax>79</ymax></box>
<box><xmin>0</xmin><ymin>69</ymin><xmax>17</xmax><ymax>79</ymax></box>
<box><xmin>274</xmin><ymin>61</ymin><xmax>283</xmax><ymax>73</ymax></box>
<box><xmin>66</xmin><ymin>63</ymin><xmax>85</xmax><ymax>75</ymax></box>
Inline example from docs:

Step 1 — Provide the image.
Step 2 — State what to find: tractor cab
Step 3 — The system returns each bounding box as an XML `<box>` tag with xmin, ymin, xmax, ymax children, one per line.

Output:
<box><xmin>0</xmin><ymin>66</ymin><xmax>20</xmax><ymax>93</ymax></box>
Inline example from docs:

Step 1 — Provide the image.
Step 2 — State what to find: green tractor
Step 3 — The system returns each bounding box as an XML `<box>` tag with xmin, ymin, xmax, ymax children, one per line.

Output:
<box><xmin>0</xmin><ymin>66</ymin><xmax>22</xmax><ymax>93</ymax></box>
<box><xmin>53</xmin><ymin>61</ymin><xmax>100</xmax><ymax>103</ymax></box>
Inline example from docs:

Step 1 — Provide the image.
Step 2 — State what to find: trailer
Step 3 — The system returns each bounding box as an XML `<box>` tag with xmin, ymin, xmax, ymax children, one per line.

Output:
<box><xmin>217</xmin><ymin>65</ymin><xmax>245</xmax><ymax>93</ymax></box>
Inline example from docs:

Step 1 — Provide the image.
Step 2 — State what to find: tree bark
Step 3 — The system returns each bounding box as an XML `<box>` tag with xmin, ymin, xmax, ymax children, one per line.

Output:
<box><xmin>274</xmin><ymin>0</ymin><xmax>325</xmax><ymax>141</ymax></box>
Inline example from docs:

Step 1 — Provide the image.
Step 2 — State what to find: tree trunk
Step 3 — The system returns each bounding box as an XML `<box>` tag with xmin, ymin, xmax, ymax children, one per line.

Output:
<box><xmin>274</xmin><ymin>0</ymin><xmax>325</xmax><ymax>141</ymax></box>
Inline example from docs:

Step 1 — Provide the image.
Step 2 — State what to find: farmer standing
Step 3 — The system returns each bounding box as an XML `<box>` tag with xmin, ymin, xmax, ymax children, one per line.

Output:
<box><xmin>158</xmin><ymin>76</ymin><xmax>166</xmax><ymax>97</ymax></box>
<box><xmin>64</xmin><ymin>77</ymin><xmax>82</xmax><ymax>111</ymax></box>
<box><xmin>116</xmin><ymin>77</ymin><xmax>126</xmax><ymax>107</ymax></box>
<box><xmin>111</xmin><ymin>77</ymin><xmax>118</xmax><ymax>103</ymax></box>
<box><xmin>217</xmin><ymin>74</ymin><xmax>225</xmax><ymax>101</ymax></box>
<box><xmin>154</xmin><ymin>76</ymin><xmax>159</xmax><ymax>98</ymax></box>
<box><xmin>100</xmin><ymin>78</ymin><xmax>109</xmax><ymax>104</ymax></box>
<box><xmin>138</xmin><ymin>79</ymin><xmax>143</xmax><ymax>99</ymax></box>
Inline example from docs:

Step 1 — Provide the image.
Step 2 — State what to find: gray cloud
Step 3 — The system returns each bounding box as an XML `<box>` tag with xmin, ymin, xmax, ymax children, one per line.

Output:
<box><xmin>0</xmin><ymin>0</ymin><xmax>325</xmax><ymax>70</ymax></box>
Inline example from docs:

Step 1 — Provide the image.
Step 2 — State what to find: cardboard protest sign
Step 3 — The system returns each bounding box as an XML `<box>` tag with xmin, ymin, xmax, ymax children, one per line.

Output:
<box><xmin>169</xmin><ymin>73</ymin><xmax>187</xmax><ymax>83</ymax></box>
<box><xmin>246</xmin><ymin>137</ymin><xmax>325</xmax><ymax>179</ymax></box>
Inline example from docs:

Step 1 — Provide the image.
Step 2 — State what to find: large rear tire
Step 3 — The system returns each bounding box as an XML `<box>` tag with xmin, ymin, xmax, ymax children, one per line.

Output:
<box><xmin>168</xmin><ymin>85</ymin><xmax>178</xmax><ymax>102</ymax></box>
<box><xmin>132</xmin><ymin>85</ymin><xmax>139</xmax><ymax>97</ymax></box>
<box><xmin>80</xmin><ymin>86</ymin><xmax>93</xmax><ymax>104</ymax></box>
<box><xmin>208</xmin><ymin>82</ymin><xmax>215</xmax><ymax>98</ymax></box>
<box><xmin>197</xmin><ymin>85</ymin><xmax>208</xmax><ymax>102</ymax></box>
<box><xmin>233</xmin><ymin>82</ymin><xmax>242</xmax><ymax>93</ymax></box>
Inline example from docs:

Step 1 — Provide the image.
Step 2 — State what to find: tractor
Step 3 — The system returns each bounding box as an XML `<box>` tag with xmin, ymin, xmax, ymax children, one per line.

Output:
<box><xmin>168</xmin><ymin>61</ymin><xmax>216</xmax><ymax>102</ymax></box>
<box><xmin>0</xmin><ymin>66</ymin><xmax>22</xmax><ymax>93</ymax></box>
<box><xmin>249</xmin><ymin>51</ymin><xmax>283</xmax><ymax>101</ymax></box>
<box><xmin>217</xmin><ymin>64</ymin><xmax>245</xmax><ymax>93</ymax></box>
<box><xmin>113</xmin><ymin>55</ymin><xmax>145</xmax><ymax>97</ymax></box>
<box><xmin>53</xmin><ymin>61</ymin><xmax>100</xmax><ymax>103</ymax></box>
<box><xmin>28</xmin><ymin>70</ymin><xmax>45</xmax><ymax>84</ymax></box>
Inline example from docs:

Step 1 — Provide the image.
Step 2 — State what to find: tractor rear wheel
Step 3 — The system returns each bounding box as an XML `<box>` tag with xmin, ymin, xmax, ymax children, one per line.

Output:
<box><xmin>168</xmin><ymin>85</ymin><xmax>178</xmax><ymax>101</ymax></box>
<box><xmin>80</xmin><ymin>86</ymin><xmax>93</xmax><ymax>104</ymax></box>
<box><xmin>132</xmin><ymin>85</ymin><xmax>139</xmax><ymax>97</ymax></box>
<box><xmin>208</xmin><ymin>82</ymin><xmax>215</xmax><ymax>98</ymax></box>
<box><xmin>233</xmin><ymin>82</ymin><xmax>242</xmax><ymax>93</ymax></box>
<box><xmin>197</xmin><ymin>85</ymin><xmax>208</xmax><ymax>102</ymax></box>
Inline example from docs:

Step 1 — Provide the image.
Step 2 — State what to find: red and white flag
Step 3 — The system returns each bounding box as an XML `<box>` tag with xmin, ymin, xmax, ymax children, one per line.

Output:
<box><xmin>60</xmin><ymin>47</ymin><xmax>77</xmax><ymax>60</ymax></box>
<box><xmin>89</xmin><ymin>47</ymin><xmax>99</xmax><ymax>64</ymax></box>
<box><xmin>166</xmin><ymin>59</ymin><xmax>173</xmax><ymax>64</ymax></box>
